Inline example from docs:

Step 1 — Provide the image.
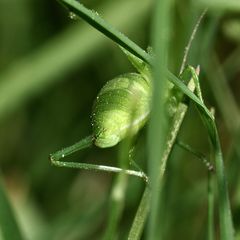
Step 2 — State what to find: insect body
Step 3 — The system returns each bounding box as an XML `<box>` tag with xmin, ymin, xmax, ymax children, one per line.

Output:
<box><xmin>50</xmin><ymin>72</ymin><xmax>152</xmax><ymax>180</ymax></box>
<box><xmin>49</xmin><ymin>65</ymin><xmax>205</xmax><ymax>180</ymax></box>
<box><xmin>92</xmin><ymin>73</ymin><xmax>151</xmax><ymax>148</ymax></box>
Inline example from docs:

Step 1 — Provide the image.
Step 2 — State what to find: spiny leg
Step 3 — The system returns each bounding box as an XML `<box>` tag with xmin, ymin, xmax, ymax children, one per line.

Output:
<box><xmin>49</xmin><ymin>135</ymin><xmax>148</xmax><ymax>182</ymax></box>
<box><xmin>176</xmin><ymin>138</ymin><xmax>215</xmax><ymax>238</ymax></box>
<box><xmin>129</xmin><ymin>147</ymin><xmax>148</xmax><ymax>182</ymax></box>
<box><xmin>176</xmin><ymin>139</ymin><xmax>214</xmax><ymax>172</ymax></box>
<box><xmin>50</xmin><ymin>135</ymin><xmax>94</xmax><ymax>162</ymax></box>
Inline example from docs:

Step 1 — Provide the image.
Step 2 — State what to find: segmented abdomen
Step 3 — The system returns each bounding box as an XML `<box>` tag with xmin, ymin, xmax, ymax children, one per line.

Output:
<box><xmin>91</xmin><ymin>73</ymin><xmax>151</xmax><ymax>148</ymax></box>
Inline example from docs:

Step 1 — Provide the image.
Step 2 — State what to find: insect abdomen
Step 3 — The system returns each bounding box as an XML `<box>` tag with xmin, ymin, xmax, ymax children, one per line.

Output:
<box><xmin>91</xmin><ymin>73</ymin><xmax>151</xmax><ymax>148</ymax></box>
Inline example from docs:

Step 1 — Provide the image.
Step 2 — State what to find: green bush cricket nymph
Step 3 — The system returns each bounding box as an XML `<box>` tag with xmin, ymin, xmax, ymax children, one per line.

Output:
<box><xmin>49</xmin><ymin>51</ymin><xmax>153</xmax><ymax>181</ymax></box>
<box><xmin>92</xmin><ymin>73</ymin><xmax>151</xmax><ymax>148</ymax></box>
<box><xmin>49</xmin><ymin>2</ymin><xmax>214</xmax><ymax>180</ymax></box>
<box><xmin>49</xmin><ymin>47</ymin><xmax>212</xmax><ymax>181</ymax></box>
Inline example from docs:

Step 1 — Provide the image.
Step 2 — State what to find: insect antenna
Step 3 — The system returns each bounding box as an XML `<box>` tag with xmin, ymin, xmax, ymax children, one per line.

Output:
<box><xmin>179</xmin><ymin>8</ymin><xmax>208</xmax><ymax>75</ymax></box>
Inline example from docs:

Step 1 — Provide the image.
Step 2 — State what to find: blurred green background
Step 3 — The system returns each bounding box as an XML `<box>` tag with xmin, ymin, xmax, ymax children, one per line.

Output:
<box><xmin>0</xmin><ymin>0</ymin><xmax>240</xmax><ymax>239</ymax></box>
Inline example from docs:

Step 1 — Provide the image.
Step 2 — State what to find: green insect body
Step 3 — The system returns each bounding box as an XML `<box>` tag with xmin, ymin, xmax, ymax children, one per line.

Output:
<box><xmin>50</xmin><ymin>65</ymin><xmax>200</xmax><ymax>181</ymax></box>
<box><xmin>91</xmin><ymin>73</ymin><xmax>151</xmax><ymax>148</ymax></box>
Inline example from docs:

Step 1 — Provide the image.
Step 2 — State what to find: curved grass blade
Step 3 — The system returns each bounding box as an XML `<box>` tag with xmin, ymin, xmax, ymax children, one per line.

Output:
<box><xmin>189</xmin><ymin>68</ymin><xmax>234</xmax><ymax>239</ymax></box>
<box><xmin>59</xmin><ymin>0</ymin><xmax>151</xmax><ymax>63</ymax></box>
<box><xmin>0</xmin><ymin>177</ymin><xmax>24</xmax><ymax>240</ymax></box>
<box><xmin>211</xmin><ymin>130</ymin><xmax>234</xmax><ymax>240</ymax></box>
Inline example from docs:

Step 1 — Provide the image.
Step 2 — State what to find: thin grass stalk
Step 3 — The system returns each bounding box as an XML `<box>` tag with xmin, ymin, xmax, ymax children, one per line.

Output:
<box><xmin>213</xmin><ymin>132</ymin><xmax>234</xmax><ymax>240</ymax></box>
<box><xmin>128</xmin><ymin>19</ymin><xmax>203</xmax><ymax>237</ymax></box>
<box><xmin>205</xmin><ymin>55</ymin><xmax>240</xmax><ymax>194</ymax></box>
<box><xmin>200</xmin><ymin>56</ymin><xmax>235</xmax><ymax>240</ymax></box>
<box><xmin>102</xmin><ymin>173</ymin><xmax>128</xmax><ymax>240</ymax></box>
<box><xmin>102</xmin><ymin>139</ymin><xmax>130</xmax><ymax>240</ymax></box>
<box><xmin>207</xmin><ymin>171</ymin><xmax>215</xmax><ymax>240</ymax></box>
<box><xmin>147</xmin><ymin>0</ymin><xmax>172</xmax><ymax>238</ymax></box>
<box><xmin>193</xmin><ymin>91</ymin><xmax>234</xmax><ymax>239</ymax></box>
<box><xmin>102</xmin><ymin>100</ymin><xmax>140</xmax><ymax>239</ymax></box>
<box><xmin>128</xmin><ymin>85</ymin><xmax>194</xmax><ymax>240</ymax></box>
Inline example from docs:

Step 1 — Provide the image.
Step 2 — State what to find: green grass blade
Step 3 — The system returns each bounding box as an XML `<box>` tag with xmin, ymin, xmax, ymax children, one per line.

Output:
<box><xmin>59</xmin><ymin>0</ymin><xmax>151</xmax><ymax>63</ymax></box>
<box><xmin>166</xmin><ymin>71</ymin><xmax>213</xmax><ymax>120</ymax></box>
<box><xmin>102</xmin><ymin>173</ymin><xmax>128</xmax><ymax>240</ymax></box>
<box><xmin>207</xmin><ymin>172</ymin><xmax>214</xmax><ymax>240</ymax></box>
<box><xmin>102</xmin><ymin>108</ymin><xmax>138</xmax><ymax>239</ymax></box>
<box><xmin>172</xmin><ymin>73</ymin><xmax>234</xmax><ymax>239</ymax></box>
<box><xmin>147</xmin><ymin>0</ymin><xmax>172</xmax><ymax>238</ymax></box>
<box><xmin>58</xmin><ymin>0</ymin><xmax>215</xmax><ymax>128</ymax></box>
<box><xmin>128</xmin><ymin>187</ymin><xmax>151</xmax><ymax>240</ymax></box>
<box><xmin>192</xmin><ymin>83</ymin><xmax>234</xmax><ymax>239</ymax></box>
<box><xmin>128</xmin><ymin>79</ymin><xmax>195</xmax><ymax>239</ymax></box>
<box><xmin>213</xmin><ymin>131</ymin><xmax>234</xmax><ymax>240</ymax></box>
<box><xmin>0</xmin><ymin>177</ymin><xmax>24</xmax><ymax>240</ymax></box>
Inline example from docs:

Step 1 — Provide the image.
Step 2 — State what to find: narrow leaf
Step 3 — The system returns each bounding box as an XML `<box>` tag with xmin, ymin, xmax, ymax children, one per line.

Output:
<box><xmin>59</xmin><ymin>0</ymin><xmax>151</xmax><ymax>63</ymax></box>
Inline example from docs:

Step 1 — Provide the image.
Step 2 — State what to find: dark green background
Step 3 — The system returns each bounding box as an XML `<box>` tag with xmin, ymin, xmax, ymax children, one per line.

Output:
<box><xmin>0</xmin><ymin>0</ymin><xmax>240</xmax><ymax>239</ymax></box>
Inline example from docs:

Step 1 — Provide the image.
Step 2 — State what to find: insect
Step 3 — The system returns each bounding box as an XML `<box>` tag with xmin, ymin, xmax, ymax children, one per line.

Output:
<box><xmin>49</xmin><ymin>43</ymin><xmax>212</xmax><ymax>179</ymax></box>
<box><xmin>91</xmin><ymin>72</ymin><xmax>151</xmax><ymax>148</ymax></box>
<box><xmin>49</xmin><ymin>51</ymin><xmax>153</xmax><ymax>180</ymax></box>
<box><xmin>49</xmin><ymin>48</ymin><xmax>209</xmax><ymax>181</ymax></box>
